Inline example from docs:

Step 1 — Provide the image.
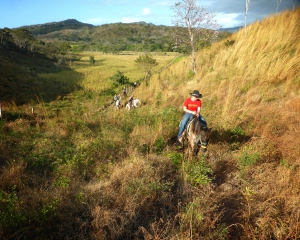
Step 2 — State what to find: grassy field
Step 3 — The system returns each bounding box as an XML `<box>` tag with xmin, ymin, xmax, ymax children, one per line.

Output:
<box><xmin>1</xmin><ymin>8</ymin><xmax>300</xmax><ymax>240</ymax></box>
<box><xmin>39</xmin><ymin>51</ymin><xmax>179</xmax><ymax>92</ymax></box>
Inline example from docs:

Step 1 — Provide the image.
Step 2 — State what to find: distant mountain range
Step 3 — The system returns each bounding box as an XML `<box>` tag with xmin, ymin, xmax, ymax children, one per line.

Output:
<box><xmin>6</xmin><ymin>19</ymin><xmax>237</xmax><ymax>54</ymax></box>
<box><xmin>19</xmin><ymin>19</ymin><xmax>241</xmax><ymax>37</ymax></box>
<box><xmin>219</xmin><ymin>26</ymin><xmax>243</xmax><ymax>33</ymax></box>
<box><xmin>19</xmin><ymin>19</ymin><xmax>95</xmax><ymax>35</ymax></box>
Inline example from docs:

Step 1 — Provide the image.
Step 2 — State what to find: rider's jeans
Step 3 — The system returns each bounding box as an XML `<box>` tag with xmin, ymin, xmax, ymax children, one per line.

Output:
<box><xmin>177</xmin><ymin>113</ymin><xmax>207</xmax><ymax>139</ymax></box>
<box><xmin>178</xmin><ymin>113</ymin><xmax>193</xmax><ymax>139</ymax></box>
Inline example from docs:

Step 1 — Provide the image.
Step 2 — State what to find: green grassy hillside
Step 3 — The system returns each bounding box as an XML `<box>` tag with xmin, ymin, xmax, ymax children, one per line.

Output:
<box><xmin>0</xmin><ymin>44</ymin><xmax>83</xmax><ymax>105</ymax></box>
<box><xmin>23</xmin><ymin>20</ymin><xmax>176</xmax><ymax>52</ymax></box>
<box><xmin>22</xmin><ymin>20</ymin><xmax>231</xmax><ymax>52</ymax></box>
<box><xmin>21</xmin><ymin>19</ymin><xmax>94</xmax><ymax>35</ymax></box>
<box><xmin>0</xmin><ymin>7</ymin><xmax>300</xmax><ymax>240</ymax></box>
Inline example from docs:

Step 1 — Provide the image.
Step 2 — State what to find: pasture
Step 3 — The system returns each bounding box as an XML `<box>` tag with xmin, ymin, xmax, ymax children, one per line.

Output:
<box><xmin>39</xmin><ymin>51</ymin><xmax>179</xmax><ymax>92</ymax></box>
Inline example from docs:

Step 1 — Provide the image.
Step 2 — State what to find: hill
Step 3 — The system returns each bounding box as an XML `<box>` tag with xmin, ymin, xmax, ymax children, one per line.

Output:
<box><xmin>22</xmin><ymin>19</ymin><xmax>174</xmax><ymax>46</ymax></box>
<box><xmin>19</xmin><ymin>19</ymin><xmax>95</xmax><ymax>35</ymax></box>
<box><xmin>133</xmin><ymin>7</ymin><xmax>300</xmax><ymax>238</ymax></box>
<box><xmin>20</xmin><ymin>19</ymin><xmax>231</xmax><ymax>52</ymax></box>
<box><xmin>0</xmin><ymin>28</ymin><xmax>83</xmax><ymax>104</ymax></box>
<box><xmin>219</xmin><ymin>26</ymin><xmax>243</xmax><ymax>32</ymax></box>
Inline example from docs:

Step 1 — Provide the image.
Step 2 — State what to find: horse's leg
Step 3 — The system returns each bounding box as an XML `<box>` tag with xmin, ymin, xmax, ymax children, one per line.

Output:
<box><xmin>190</xmin><ymin>136</ymin><xmax>199</xmax><ymax>157</ymax></box>
<box><xmin>193</xmin><ymin>142</ymin><xmax>199</xmax><ymax>156</ymax></box>
<box><xmin>189</xmin><ymin>140</ymin><xmax>195</xmax><ymax>156</ymax></box>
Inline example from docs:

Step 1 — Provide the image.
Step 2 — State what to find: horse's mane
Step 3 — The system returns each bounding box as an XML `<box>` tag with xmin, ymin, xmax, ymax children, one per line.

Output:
<box><xmin>190</xmin><ymin>117</ymin><xmax>207</xmax><ymax>135</ymax></box>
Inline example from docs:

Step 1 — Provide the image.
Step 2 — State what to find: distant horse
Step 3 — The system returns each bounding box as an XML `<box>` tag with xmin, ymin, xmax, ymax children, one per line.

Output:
<box><xmin>182</xmin><ymin>116</ymin><xmax>211</xmax><ymax>156</ymax></box>
<box><xmin>115</xmin><ymin>99</ymin><xmax>120</xmax><ymax>110</ymax></box>
<box><xmin>114</xmin><ymin>94</ymin><xmax>123</xmax><ymax>110</ymax></box>
<box><xmin>126</xmin><ymin>99</ymin><xmax>141</xmax><ymax>110</ymax></box>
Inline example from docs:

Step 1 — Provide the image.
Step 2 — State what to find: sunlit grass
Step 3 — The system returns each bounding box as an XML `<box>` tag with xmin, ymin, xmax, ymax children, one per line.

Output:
<box><xmin>38</xmin><ymin>52</ymin><xmax>179</xmax><ymax>92</ymax></box>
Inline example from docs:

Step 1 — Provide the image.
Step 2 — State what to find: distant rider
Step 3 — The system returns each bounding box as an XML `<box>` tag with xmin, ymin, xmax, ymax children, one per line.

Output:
<box><xmin>114</xmin><ymin>94</ymin><xmax>119</xmax><ymax>102</ymax></box>
<box><xmin>128</xmin><ymin>95</ymin><xmax>134</xmax><ymax>107</ymax></box>
<box><xmin>122</xmin><ymin>87</ymin><xmax>127</xmax><ymax>96</ymax></box>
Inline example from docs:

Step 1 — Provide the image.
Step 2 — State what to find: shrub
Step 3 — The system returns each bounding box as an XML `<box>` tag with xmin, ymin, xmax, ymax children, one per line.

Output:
<box><xmin>239</xmin><ymin>148</ymin><xmax>260</xmax><ymax>176</ymax></box>
<box><xmin>110</xmin><ymin>70</ymin><xmax>130</xmax><ymax>86</ymax></box>
<box><xmin>89</xmin><ymin>56</ymin><xmax>95</xmax><ymax>64</ymax></box>
<box><xmin>154</xmin><ymin>137</ymin><xmax>164</xmax><ymax>154</ymax></box>
<box><xmin>185</xmin><ymin>157</ymin><xmax>213</xmax><ymax>186</ymax></box>
<box><xmin>224</xmin><ymin>39</ymin><xmax>235</xmax><ymax>47</ymax></box>
<box><xmin>0</xmin><ymin>186</ymin><xmax>26</xmax><ymax>227</ymax></box>
<box><xmin>169</xmin><ymin>152</ymin><xmax>182</xmax><ymax>170</ymax></box>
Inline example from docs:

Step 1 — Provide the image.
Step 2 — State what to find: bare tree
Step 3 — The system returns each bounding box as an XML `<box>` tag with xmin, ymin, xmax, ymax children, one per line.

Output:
<box><xmin>245</xmin><ymin>0</ymin><xmax>251</xmax><ymax>34</ymax></box>
<box><xmin>276</xmin><ymin>0</ymin><xmax>282</xmax><ymax>13</ymax></box>
<box><xmin>171</xmin><ymin>0</ymin><xmax>219</xmax><ymax>73</ymax></box>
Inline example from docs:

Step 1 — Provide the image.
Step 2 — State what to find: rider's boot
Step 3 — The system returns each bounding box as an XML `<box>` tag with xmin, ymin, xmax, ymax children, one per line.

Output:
<box><xmin>176</xmin><ymin>136</ymin><xmax>183</xmax><ymax>148</ymax></box>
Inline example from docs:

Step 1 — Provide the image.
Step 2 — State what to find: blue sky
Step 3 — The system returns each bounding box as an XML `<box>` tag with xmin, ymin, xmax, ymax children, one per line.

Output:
<box><xmin>1</xmin><ymin>0</ymin><xmax>299</xmax><ymax>29</ymax></box>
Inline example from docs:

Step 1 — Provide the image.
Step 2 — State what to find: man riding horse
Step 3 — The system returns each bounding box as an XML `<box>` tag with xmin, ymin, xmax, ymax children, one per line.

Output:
<box><xmin>177</xmin><ymin>90</ymin><xmax>207</xmax><ymax>147</ymax></box>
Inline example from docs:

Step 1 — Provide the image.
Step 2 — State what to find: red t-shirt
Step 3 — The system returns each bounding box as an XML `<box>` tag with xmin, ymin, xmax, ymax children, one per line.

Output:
<box><xmin>183</xmin><ymin>98</ymin><xmax>202</xmax><ymax>111</ymax></box>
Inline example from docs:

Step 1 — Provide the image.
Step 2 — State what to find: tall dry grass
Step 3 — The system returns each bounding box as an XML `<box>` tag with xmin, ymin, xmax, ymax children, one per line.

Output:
<box><xmin>131</xmin><ymin>7</ymin><xmax>300</xmax><ymax>239</ymax></box>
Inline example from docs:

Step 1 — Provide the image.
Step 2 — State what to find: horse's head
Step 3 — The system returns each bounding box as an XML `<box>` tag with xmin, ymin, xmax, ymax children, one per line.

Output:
<box><xmin>199</xmin><ymin>125</ymin><xmax>211</xmax><ymax>153</ymax></box>
<box><xmin>187</xmin><ymin>117</ymin><xmax>211</xmax><ymax>155</ymax></box>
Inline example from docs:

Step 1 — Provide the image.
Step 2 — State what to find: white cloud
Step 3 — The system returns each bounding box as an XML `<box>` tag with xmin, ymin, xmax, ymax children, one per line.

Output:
<box><xmin>143</xmin><ymin>8</ymin><xmax>151</xmax><ymax>15</ymax></box>
<box><xmin>215</xmin><ymin>13</ymin><xmax>242</xmax><ymax>28</ymax></box>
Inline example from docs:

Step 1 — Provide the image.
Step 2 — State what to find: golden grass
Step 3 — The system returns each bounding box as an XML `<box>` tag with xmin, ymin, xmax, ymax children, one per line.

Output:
<box><xmin>130</xmin><ymin>9</ymin><xmax>300</xmax><ymax>238</ymax></box>
<box><xmin>41</xmin><ymin>51</ymin><xmax>179</xmax><ymax>92</ymax></box>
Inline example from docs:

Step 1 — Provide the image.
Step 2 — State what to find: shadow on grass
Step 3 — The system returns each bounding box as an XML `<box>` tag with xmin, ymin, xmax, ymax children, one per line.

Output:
<box><xmin>210</xmin><ymin>128</ymin><xmax>251</xmax><ymax>146</ymax></box>
<box><xmin>0</xmin><ymin>46</ymin><xmax>84</xmax><ymax>105</ymax></box>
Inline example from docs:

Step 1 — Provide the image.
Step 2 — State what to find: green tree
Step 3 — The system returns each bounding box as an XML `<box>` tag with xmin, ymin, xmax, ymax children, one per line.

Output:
<box><xmin>135</xmin><ymin>54</ymin><xmax>158</xmax><ymax>80</ymax></box>
<box><xmin>59</xmin><ymin>42</ymin><xmax>71</xmax><ymax>54</ymax></box>
<box><xmin>10</xmin><ymin>28</ymin><xmax>35</xmax><ymax>50</ymax></box>
<box><xmin>89</xmin><ymin>56</ymin><xmax>95</xmax><ymax>64</ymax></box>
<box><xmin>0</xmin><ymin>29</ymin><xmax>11</xmax><ymax>44</ymax></box>
<box><xmin>110</xmin><ymin>70</ymin><xmax>130</xmax><ymax>87</ymax></box>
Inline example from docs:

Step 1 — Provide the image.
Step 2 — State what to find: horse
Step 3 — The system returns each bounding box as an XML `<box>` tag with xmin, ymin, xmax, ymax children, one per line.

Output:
<box><xmin>126</xmin><ymin>99</ymin><xmax>141</xmax><ymax>110</ymax></box>
<box><xmin>115</xmin><ymin>99</ymin><xmax>120</xmax><ymax>110</ymax></box>
<box><xmin>182</xmin><ymin>116</ymin><xmax>211</xmax><ymax>156</ymax></box>
<box><xmin>114</xmin><ymin>94</ymin><xmax>123</xmax><ymax>110</ymax></box>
